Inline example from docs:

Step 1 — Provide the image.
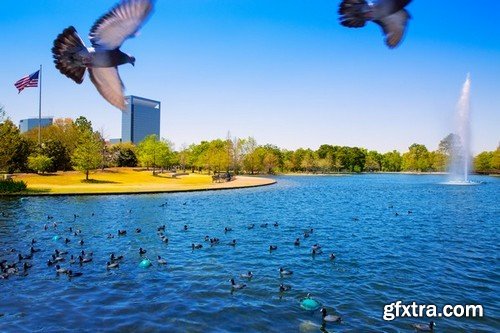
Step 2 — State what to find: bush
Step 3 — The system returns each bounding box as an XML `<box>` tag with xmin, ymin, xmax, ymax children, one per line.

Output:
<box><xmin>28</xmin><ymin>154</ymin><xmax>53</xmax><ymax>174</ymax></box>
<box><xmin>0</xmin><ymin>179</ymin><xmax>27</xmax><ymax>193</ymax></box>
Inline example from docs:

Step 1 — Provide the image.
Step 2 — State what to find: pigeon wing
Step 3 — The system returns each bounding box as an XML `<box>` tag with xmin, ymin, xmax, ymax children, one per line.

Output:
<box><xmin>89</xmin><ymin>0</ymin><xmax>154</xmax><ymax>49</ymax></box>
<box><xmin>88</xmin><ymin>67</ymin><xmax>126</xmax><ymax>110</ymax></box>
<box><xmin>374</xmin><ymin>9</ymin><xmax>410</xmax><ymax>48</ymax></box>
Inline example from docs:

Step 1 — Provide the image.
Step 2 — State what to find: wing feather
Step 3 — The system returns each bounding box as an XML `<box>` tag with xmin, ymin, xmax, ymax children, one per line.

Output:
<box><xmin>374</xmin><ymin>9</ymin><xmax>410</xmax><ymax>48</ymax></box>
<box><xmin>89</xmin><ymin>0</ymin><xmax>154</xmax><ymax>49</ymax></box>
<box><xmin>88</xmin><ymin>67</ymin><xmax>126</xmax><ymax>110</ymax></box>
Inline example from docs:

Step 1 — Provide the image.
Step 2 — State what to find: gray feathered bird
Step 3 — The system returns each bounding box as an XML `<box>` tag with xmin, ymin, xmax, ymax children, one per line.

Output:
<box><xmin>52</xmin><ymin>0</ymin><xmax>154</xmax><ymax>110</ymax></box>
<box><xmin>339</xmin><ymin>0</ymin><xmax>412</xmax><ymax>48</ymax></box>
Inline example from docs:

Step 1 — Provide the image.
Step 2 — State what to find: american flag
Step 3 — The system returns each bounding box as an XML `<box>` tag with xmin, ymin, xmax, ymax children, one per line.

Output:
<box><xmin>14</xmin><ymin>70</ymin><xmax>39</xmax><ymax>93</ymax></box>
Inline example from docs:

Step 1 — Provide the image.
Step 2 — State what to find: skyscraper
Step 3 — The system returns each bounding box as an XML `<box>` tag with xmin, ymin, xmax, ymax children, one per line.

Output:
<box><xmin>122</xmin><ymin>95</ymin><xmax>161</xmax><ymax>144</ymax></box>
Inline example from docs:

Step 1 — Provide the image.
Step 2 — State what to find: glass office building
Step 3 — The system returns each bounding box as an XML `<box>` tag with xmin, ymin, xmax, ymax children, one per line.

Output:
<box><xmin>19</xmin><ymin>117</ymin><xmax>53</xmax><ymax>133</ymax></box>
<box><xmin>122</xmin><ymin>95</ymin><xmax>161</xmax><ymax>144</ymax></box>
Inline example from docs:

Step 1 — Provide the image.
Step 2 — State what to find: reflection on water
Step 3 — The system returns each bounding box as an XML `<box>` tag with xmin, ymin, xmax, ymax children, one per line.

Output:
<box><xmin>0</xmin><ymin>174</ymin><xmax>498</xmax><ymax>332</ymax></box>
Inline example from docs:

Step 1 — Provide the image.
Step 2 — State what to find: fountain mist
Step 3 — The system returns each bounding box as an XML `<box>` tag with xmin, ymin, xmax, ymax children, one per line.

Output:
<box><xmin>449</xmin><ymin>74</ymin><xmax>472</xmax><ymax>183</ymax></box>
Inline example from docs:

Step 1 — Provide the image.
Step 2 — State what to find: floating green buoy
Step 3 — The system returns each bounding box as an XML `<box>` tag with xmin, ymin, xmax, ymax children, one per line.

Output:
<box><xmin>52</xmin><ymin>235</ymin><xmax>61</xmax><ymax>241</ymax></box>
<box><xmin>139</xmin><ymin>259</ymin><xmax>152</xmax><ymax>268</ymax></box>
<box><xmin>300</xmin><ymin>295</ymin><xmax>321</xmax><ymax>311</ymax></box>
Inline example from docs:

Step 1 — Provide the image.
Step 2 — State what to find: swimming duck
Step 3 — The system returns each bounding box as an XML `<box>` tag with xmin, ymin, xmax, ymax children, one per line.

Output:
<box><xmin>294</xmin><ymin>238</ymin><xmax>300</xmax><ymax>246</ymax></box>
<box><xmin>135</xmin><ymin>228</ymin><xmax>141</xmax><ymax>233</ymax></box>
<box><xmin>157</xmin><ymin>256</ymin><xmax>167</xmax><ymax>265</ymax></box>
<box><xmin>229</xmin><ymin>278</ymin><xmax>246</xmax><ymax>290</ymax></box>
<box><xmin>64</xmin><ymin>238</ymin><xmax>71</xmax><ymax>244</ymax></box>
<box><xmin>240</xmin><ymin>271</ymin><xmax>253</xmax><ymax>279</ymax></box>
<box><xmin>312</xmin><ymin>248</ymin><xmax>323</xmax><ymax>255</ymax></box>
<box><xmin>311</xmin><ymin>244</ymin><xmax>322</xmax><ymax>251</ymax></box>
<box><xmin>52</xmin><ymin>254</ymin><xmax>65</xmax><ymax>262</ymax></box>
<box><xmin>303</xmin><ymin>232</ymin><xmax>310</xmax><ymax>238</ymax></box>
<box><xmin>329</xmin><ymin>253</ymin><xmax>336</xmax><ymax>260</ymax></box>
<box><xmin>78</xmin><ymin>239</ymin><xmax>84</xmax><ymax>246</ymax></box>
<box><xmin>412</xmin><ymin>321</ymin><xmax>435</xmax><ymax>332</ymax></box>
<box><xmin>30</xmin><ymin>246</ymin><xmax>40</xmax><ymax>253</ymax></box>
<box><xmin>107</xmin><ymin>233</ymin><xmax>114</xmax><ymax>239</ymax></box>
<box><xmin>224</xmin><ymin>227</ymin><xmax>233</xmax><ymax>233</ymax></box>
<box><xmin>69</xmin><ymin>255</ymin><xmax>76</xmax><ymax>264</ymax></box>
<box><xmin>320</xmin><ymin>308</ymin><xmax>342</xmax><ymax>323</ymax></box>
<box><xmin>106</xmin><ymin>261</ymin><xmax>119</xmax><ymax>269</ymax></box>
<box><xmin>273</xmin><ymin>222</ymin><xmax>279</xmax><ymax>227</ymax></box>
<box><xmin>118</xmin><ymin>229</ymin><xmax>127</xmax><ymax>236</ymax></box>
<box><xmin>269</xmin><ymin>245</ymin><xmax>278</xmax><ymax>251</ymax></box>
<box><xmin>260</xmin><ymin>223</ymin><xmax>268</xmax><ymax>228</ymax></box>
<box><xmin>110</xmin><ymin>253</ymin><xmax>124</xmax><ymax>262</ymax></box>
<box><xmin>47</xmin><ymin>259</ymin><xmax>54</xmax><ymax>267</ymax></box>
<box><xmin>192</xmin><ymin>243</ymin><xmax>203</xmax><ymax>250</ymax></box>
<box><xmin>31</xmin><ymin>238</ymin><xmax>37</xmax><ymax>244</ymax></box>
<box><xmin>44</xmin><ymin>224</ymin><xmax>48</xmax><ymax>230</ymax></box>
<box><xmin>55</xmin><ymin>265</ymin><xmax>68</xmax><ymax>274</ymax></box>
<box><xmin>247</xmin><ymin>224</ymin><xmax>255</xmax><ymax>229</ymax></box>
<box><xmin>79</xmin><ymin>255</ymin><xmax>92</xmax><ymax>263</ymax></box>
<box><xmin>139</xmin><ymin>247</ymin><xmax>147</xmax><ymax>255</ymax></box>
<box><xmin>22</xmin><ymin>262</ymin><xmax>32</xmax><ymax>270</ymax></box>
<box><xmin>279</xmin><ymin>283</ymin><xmax>292</xmax><ymax>292</ymax></box>
<box><xmin>56</xmin><ymin>249</ymin><xmax>68</xmax><ymax>255</ymax></box>
<box><xmin>228</xmin><ymin>239</ymin><xmax>237</xmax><ymax>246</ymax></box>
<box><xmin>183</xmin><ymin>225</ymin><xmax>188</xmax><ymax>231</ymax></box>
<box><xmin>279</xmin><ymin>267</ymin><xmax>293</xmax><ymax>276</ymax></box>
<box><xmin>157</xmin><ymin>225</ymin><xmax>166</xmax><ymax>232</ymax></box>
<box><xmin>160</xmin><ymin>236</ymin><xmax>169</xmax><ymax>243</ymax></box>
<box><xmin>204</xmin><ymin>235</ymin><xmax>210</xmax><ymax>241</ymax></box>
<box><xmin>67</xmin><ymin>270</ymin><xmax>83</xmax><ymax>278</ymax></box>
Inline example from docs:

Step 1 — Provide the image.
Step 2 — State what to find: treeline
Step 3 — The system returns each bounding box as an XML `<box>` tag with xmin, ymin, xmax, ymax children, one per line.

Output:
<box><xmin>0</xmin><ymin>115</ymin><xmax>499</xmax><ymax>176</ymax></box>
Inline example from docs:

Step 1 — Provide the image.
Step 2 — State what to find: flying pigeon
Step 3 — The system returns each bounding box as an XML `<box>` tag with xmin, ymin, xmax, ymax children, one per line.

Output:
<box><xmin>52</xmin><ymin>0</ymin><xmax>154</xmax><ymax>110</ymax></box>
<box><xmin>339</xmin><ymin>0</ymin><xmax>412</xmax><ymax>48</ymax></box>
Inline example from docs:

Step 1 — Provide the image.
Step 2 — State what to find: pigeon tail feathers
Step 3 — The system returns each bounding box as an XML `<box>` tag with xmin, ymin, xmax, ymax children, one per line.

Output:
<box><xmin>339</xmin><ymin>0</ymin><xmax>371</xmax><ymax>28</ymax></box>
<box><xmin>52</xmin><ymin>26</ymin><xmax>87</xmax><ymax>84</ymax></box>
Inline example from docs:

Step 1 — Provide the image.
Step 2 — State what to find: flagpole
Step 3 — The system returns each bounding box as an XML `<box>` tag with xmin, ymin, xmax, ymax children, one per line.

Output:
<box><xmin>38</xmin><ymin>64</ymin><xmax>42</xmax><ymax>146</ymax></box>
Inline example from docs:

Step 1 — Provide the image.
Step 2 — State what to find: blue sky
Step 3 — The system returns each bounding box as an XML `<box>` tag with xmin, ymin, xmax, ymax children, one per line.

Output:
<box><xmin>1</xmin><ymin>0</ymin><xmax>499</xmax><ymax>153</ymax></box>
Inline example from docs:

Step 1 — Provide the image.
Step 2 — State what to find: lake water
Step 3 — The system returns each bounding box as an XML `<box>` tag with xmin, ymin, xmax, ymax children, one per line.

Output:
<box><xmin>1</xmin><ymin>174</ymin><xmax>499</xmax><ymax>332</ymax></box>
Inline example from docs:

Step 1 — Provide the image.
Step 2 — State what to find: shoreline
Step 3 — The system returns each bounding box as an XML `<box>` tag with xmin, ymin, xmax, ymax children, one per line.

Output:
<box><xmin>1</xmin><ymin>170</ymin><xmax>276</xmax><ymax>197</ymax></box>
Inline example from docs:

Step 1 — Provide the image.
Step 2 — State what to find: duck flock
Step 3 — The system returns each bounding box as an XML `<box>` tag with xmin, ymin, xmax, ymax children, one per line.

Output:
<box><xmin>0</xmin><ymin>203</ymin><xmax>433</xmax><ymax>331</ymax></box>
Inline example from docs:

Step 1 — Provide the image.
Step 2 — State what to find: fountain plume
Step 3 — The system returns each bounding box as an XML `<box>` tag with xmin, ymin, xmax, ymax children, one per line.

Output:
<box><xmin>449</xmin><ymin>74</ymin><xmax>472</xmax><ymax>183</ymax></box>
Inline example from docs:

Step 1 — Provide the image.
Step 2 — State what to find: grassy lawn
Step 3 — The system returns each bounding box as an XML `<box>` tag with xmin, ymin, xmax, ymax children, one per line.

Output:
<box><xmin>9</xmin><ymin>168</ymin><xmax>274</xmax><ymax>195</ymax></box>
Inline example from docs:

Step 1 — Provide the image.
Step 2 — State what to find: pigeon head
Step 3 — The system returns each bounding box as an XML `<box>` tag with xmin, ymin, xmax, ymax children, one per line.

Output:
<box><xmin>128</xmin><ymin>55</ymin><xmax>136</xmax><ymax>67</ymax></box>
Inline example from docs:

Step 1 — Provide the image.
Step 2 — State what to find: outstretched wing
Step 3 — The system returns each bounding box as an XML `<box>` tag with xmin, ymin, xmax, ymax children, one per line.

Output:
<box><xmin>89</xmin><ymin>0</ymin><xmax>154</xmax><ymax>50</ymax></box>
<box><xmin>88</xmin><ymin>67</ymin><xmax>126</xmax><ymax>110</ymax></box>
<box><xmin>374</xmin><ymin>9</ymin><xmax>410</xmax><ymax>48</ymax></box>
<box><xmin>339</xmin><ymin>0</ymin><xmax>370</xmax><ymax>28</ymax></box>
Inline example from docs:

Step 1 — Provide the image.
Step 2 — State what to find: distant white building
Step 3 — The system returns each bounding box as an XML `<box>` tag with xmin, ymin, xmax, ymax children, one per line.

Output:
<box><xmin>122</xmin><ymin>95</ymin><xmax>161</xmax><ymax>144</ymax></box>
<box><xmin>19</xmin><ymin>117</ymin><xmax>53</xmax><ymax>133</ymax></box>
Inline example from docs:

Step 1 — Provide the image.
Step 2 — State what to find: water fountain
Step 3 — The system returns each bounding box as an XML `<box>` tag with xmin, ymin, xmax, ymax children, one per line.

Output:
<box><xmin>445</xmin><ymin>73</ymin><xmax>478</xmax><ymax>185</ymax></box>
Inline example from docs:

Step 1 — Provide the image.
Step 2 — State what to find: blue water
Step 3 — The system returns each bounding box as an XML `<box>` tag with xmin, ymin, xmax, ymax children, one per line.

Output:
<box><xmin>0</xmin><ymin>174</ymin><xmax>499</xmax><ymax>332</ymax></box>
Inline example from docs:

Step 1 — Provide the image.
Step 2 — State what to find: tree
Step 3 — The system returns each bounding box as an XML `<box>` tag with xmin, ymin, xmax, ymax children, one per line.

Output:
<box><xmin>71</xmin><ymin>130</ymin><xmax>104</xmax><ymax>180</ymax></box>
<box><xmin>41</xmin><ymin>139</ymin><xmax>71</xmax><ymax>171</ymax></box>
<box><xmin>365</xmin><ymin>150</ymin><xmax>383</xmax><ymax>172</ymax></box>
<box><xmin>0</xmin><ymin>120</ymin><xmax>23</xmax><ymax>173</ymax></box>
<box><xmin>136</xmin><ymin>134</ymin><xmax>158</xmax><ymax>170</ymax></box>
<box><xmin>402</xmin><ymin>144</ymin><xmax>431</xmax><ymax>172</ymax></box>
<box><xmin>382</xmin><ymin>150</ymin><xmax>402</xmax><ymax>172</ymax></box>
<box><xmin>473</xmin><ymin>151</ymin><xmax>493</xmax><ymax>173</ymax></box>
<box><xmin>0</xmin><ymin>104</ymin><xmax>6</xmax><ymax>122</ymax></box>
<box><xmin>110</xmin><ymin>143</ymin><xmax>137</xmax><ymax>167</ymax></box>
<box><xmin>74</xmin><ymin>116</ymin><xmax>93</xmax><ymax>134</ymax></box>
<box><xmin>491</xmin><ymin>146</ymin><xmax>500</xmax><ymax>171</ymax></box>
<box><xmin>438</xmin><ymin>133</ymin><xmax>460</xmax><ymax>156</ymax></box>
<box><xmin>28</xmin><ymin>154</ymin><xmax>53</xmax><ymax>174</ymax></box>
